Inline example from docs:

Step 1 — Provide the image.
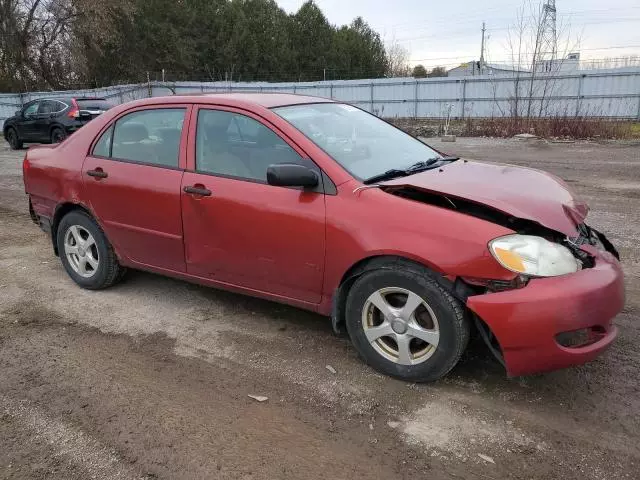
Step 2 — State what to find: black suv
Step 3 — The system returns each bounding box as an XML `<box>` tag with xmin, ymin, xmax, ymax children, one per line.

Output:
<box><xmin>3</xmin><ymin>97</ymin><xmax>112</xmax><ymax>150</ymax></box>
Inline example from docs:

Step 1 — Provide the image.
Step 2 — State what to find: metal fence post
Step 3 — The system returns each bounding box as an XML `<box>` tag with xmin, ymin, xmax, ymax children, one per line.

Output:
<box><xmin>575</xmin><ymin>74</ymin><xmax>585</xmax><ymax>117</ymax></box>
<box><xmin>414</xmin><ymin>80</ymin><xmax>419</xmax><ymax>118</ymax></box>
<box><xmin>460</xmin><ymin>79</ymin><xmax>466</xmax><ymax>119</ymax></box>
<box><xmin>370</xmin><ymin>83</ymin><xmax>374</xmax><ymax>112</ymax></box>
<box><xmin>330</xmin><ymin>83</ymin><xmax>334</xmax><ymax>99</ymax></box>
<box><xmin>637</xmin><ymin>82</ymin><xmax>640</xmax><ymax>121</ymax></box>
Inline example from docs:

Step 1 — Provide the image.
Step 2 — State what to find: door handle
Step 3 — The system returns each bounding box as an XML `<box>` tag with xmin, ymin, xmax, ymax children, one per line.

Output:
<box><xmin>87</xmin><ymin>169</ymin><xmax>108</xmax><ymax>179</ymax></box>
<box><xmin>184</xmin><ymin>185</ymin><xmax>212</xmax><ymax>197</ymax></box>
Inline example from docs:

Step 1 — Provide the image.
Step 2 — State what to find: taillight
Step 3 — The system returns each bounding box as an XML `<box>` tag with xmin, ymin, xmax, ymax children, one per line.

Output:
<box><xmin>67</xmin><ymin>98</ymin><xmax>80</xmax><ymax>118</ymax></box>
<box><xmin>22</xmin><ymin>152</ymin><xmax>30</xmax><ymax>191</ymax></box>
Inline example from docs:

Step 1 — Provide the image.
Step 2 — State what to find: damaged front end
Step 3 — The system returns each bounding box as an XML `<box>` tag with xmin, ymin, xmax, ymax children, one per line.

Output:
<box><xmin>380</xmin><ymin>184</ymin><xmax>622</xmax><ymax>373</ymax></box>
<box><xmin>383</xmin><ymin>184</ymin><xmax>619</xmax><ymax>270</ymax></box>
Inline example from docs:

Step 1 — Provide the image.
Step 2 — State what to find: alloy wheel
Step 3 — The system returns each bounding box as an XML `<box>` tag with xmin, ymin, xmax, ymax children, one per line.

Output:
<box><xmin>361</xmin><ymin>287</ymin><xmax>440</xmax><ymax>365</ymax></box>
<box><xmin>64</xmin><ymin>225</ymin><xmax>99</xmax><ymax>278</ymax></box>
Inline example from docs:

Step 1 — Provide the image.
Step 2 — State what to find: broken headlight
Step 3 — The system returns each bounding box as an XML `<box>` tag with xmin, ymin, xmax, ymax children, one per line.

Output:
<box><xmin>489</xmin><ymin>234</ymin><xmax>581</xmax><ymax>277</ymax></box>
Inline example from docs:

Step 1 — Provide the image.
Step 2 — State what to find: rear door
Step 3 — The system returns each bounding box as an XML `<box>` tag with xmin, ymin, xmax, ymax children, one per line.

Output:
<box><xmin>181</xmin><ymin>106</ymin><xmax>326</xmax><ymax>303</ymax></box>
<box><xmin>35</xmin><ymin>100</ymin><xmax>59</xmax><ymax>142</ymax></box>
<box><xmin>82</xmin><ymin>105</ymin><xmax>191</xmax><ymax>272</ymax></box>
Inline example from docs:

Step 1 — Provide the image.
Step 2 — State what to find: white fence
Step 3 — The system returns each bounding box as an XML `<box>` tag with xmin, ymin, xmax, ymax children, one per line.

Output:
<box><xmin>2</xmin><ymin>67</ymin><xmax>639</xmax><ymax>129</ymax></box>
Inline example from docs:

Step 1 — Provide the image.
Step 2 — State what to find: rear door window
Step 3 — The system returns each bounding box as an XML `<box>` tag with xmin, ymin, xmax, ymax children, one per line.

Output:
<box><xmin>38</xmin><ymin>100</ymin><xmax>61</xmax><ymax>115</ymax></box>
<box><xmin>110</xmin><ymin>108</ymin><xmax>186</xmax><ymax>168</ymax></box>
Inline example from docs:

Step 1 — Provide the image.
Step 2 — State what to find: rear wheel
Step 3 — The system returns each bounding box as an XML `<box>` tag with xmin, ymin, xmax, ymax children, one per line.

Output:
<box><xmin>56</xmin><ymin>210</ymin><xmax>125</xmax><ymax>290</ymax></box>
<box><xmin>6</xmin><ymin>128</ymin><xmax>23</xmax><ymax>150</ymax></box>
<box><xmin>345</xmin><ymin>264</ymin><xmax>469</xmax><ymax>382</ymax></box>
<box><xmin>51</xmin><ymin>127</ymin><xmax>66</xmax><ymax>144</ymax></box>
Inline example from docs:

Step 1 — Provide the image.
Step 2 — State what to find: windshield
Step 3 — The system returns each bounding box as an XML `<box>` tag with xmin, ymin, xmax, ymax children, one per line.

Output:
<box><xmin>272</xmin><ymin>103</ymin><xmax>442</xmax><ymax>180</ymax></box>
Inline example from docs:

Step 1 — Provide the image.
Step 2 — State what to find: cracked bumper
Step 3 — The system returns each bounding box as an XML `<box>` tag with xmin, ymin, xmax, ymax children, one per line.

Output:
<box><xmin>467</xmin><ymin>250</ymin><xmax>624</xmax><ymax>377</ymax></box>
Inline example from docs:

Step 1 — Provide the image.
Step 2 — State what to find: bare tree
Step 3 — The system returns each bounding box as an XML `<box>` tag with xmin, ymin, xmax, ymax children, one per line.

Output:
<box><xmin>385</xmin><ymin>39</ymin><xmax>411</xmax><ymax>77</ymax></box>
<box><xmin>0</xmin><ymin>0</ymin><xmax>78</xmax><ymax>91</ymax></box>
<box><xmin>0</xmin><ymin>0</ymin><xmax>132</xmax><ymax>92</ymax></box>
<box><xmin>488</xmin><ymin>0</ymin><xmax>580</xmax><ymax>123</ymax></box>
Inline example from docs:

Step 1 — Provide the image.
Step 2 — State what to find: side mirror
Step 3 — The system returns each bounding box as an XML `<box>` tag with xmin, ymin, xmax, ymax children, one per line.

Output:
<box><xmin>14</xmin><ymin>110</ymin><xmax>21</xmax><ymax>117</ymax></box>
<box><xmin>267</xmin><ymin>164</ymin><xmax>319</xmax><ymax>188</ymax></box>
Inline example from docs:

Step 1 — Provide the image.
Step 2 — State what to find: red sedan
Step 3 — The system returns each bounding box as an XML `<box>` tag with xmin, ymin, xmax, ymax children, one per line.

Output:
<box><xmin>22</xmin><ymin>94</ymin><xmax>624</xmax><ymax>381</ymax></box>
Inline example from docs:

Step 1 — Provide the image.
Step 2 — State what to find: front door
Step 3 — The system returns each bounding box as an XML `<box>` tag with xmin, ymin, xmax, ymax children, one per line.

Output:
<box><xmin>17</xmin><ymin>101</ymin><xmax>40</xmax><ymax>141</ymax></box>
<box><xmin>181</xmin><ymin>106</ymin><xmax>326</xmax><ymax>303</ymax></box>
<box><xmin>82</xmin><ymin>106</ymin><xmax>191</xmax><ymax>272</ymax></box>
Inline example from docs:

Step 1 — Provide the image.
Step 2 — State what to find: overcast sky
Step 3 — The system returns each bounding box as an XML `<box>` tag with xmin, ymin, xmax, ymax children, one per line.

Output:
<box><xmin>276</xmin><ymin>0</ymin><xmax>640</xmax><ymax>68</ymax></box>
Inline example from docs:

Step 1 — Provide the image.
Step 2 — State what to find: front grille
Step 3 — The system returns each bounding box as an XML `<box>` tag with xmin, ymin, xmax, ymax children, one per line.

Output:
<box><xmin>571</xmin><ymin>223</ymin><xmax>620</xmax><ymax>260</ymax></box>
<box><xmin>574</xmin><ymin>223</ymin><xmax>601</xmax><ymax>248</ymax></box>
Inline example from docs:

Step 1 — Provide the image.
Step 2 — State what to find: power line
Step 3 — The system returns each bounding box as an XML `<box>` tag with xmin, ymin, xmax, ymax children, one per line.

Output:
<box><xmin>409</xmin><ymin>45</ymin><xmax>640</xmax><ymax>63</ymax></box>
<box><xmin>386</xmin><ymin>5</ymin><xmax>640</xmax><ymax>30</ymax></box>
<box><xmin>394</xmin><ymin>18</ymin><xmax>640</xmax><ymax>44</ymax></box>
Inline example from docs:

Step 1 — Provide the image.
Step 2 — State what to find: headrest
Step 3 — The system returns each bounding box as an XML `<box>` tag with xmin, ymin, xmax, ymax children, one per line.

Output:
<box><xmin>118</xmin><ymin>122</ymin><xmax>149</xmax><ymax>143</ymax></box>
<box><xmin>156</xmin><ymin>127</ymin><xmax>181</xmax><ymax>143</ymax></box>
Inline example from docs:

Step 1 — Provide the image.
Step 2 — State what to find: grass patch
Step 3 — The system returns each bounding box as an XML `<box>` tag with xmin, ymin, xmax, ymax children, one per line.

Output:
<box><xmin>388</xmin><ymin>117</ymin><xmax>639</xmax><ymax>140</ymax></box>
<box><xmin>463</xmin><ymin>117</ymin><xmax>635</xmax><ymax>140</ymax></box>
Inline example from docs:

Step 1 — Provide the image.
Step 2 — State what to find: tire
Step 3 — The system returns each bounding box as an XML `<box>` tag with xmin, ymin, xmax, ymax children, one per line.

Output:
<box><xmin>56</xmin><ymin>210</ymin><xmax>125</xmax><ymax>290</ymax></box>
<box><xmin>345</xmin><ymin>263</ymin><xmax>469</xmax><ymax>382</ymax></box>
<box><xmin>50</xmin><ymin>127</ymin><xmax>66</xmax><ymax>144</ymax></box>
<box><xmin>6</xmin><ymin>128</ymin><xmax>23</xmax><ymax>150</ymax></box>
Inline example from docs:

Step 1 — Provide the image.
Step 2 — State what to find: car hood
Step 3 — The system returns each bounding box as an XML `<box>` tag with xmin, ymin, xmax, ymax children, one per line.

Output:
<box><xmin>380</xmin><ymin>159</ymin><xmax>588</xmax><ymax>236</ymax></box>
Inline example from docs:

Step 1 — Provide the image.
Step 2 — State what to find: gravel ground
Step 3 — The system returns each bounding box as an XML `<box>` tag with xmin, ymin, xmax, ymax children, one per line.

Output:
<box><xmin>0</xmin><ymin>137</ymin><xmax>638</xmax><ymax>480</ymax></box>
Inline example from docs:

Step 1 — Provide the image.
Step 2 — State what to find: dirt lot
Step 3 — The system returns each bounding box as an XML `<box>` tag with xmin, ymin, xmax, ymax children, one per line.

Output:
<box><xmin>0</xmin><ymin>137</ymin><xmax>639</xmax><ymax>480</ymax></box>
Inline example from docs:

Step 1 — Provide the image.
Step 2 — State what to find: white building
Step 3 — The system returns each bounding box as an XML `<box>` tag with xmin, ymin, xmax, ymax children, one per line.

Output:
<box><xmin>448</xmin><ymin>53</ymin><xmax>581</xmax><ymax>78</ymax></box>
<box><xmin>447</xmin><ymin>61</ymin><xmax>529</xmax><ymax>77</ymax></box>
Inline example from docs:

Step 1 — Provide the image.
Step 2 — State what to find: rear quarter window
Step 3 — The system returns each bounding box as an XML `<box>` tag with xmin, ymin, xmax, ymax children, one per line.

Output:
<box><xmin>92</xmin><ymin>126</ymin><xmax>113</xmax><ymax>157</ymax></box>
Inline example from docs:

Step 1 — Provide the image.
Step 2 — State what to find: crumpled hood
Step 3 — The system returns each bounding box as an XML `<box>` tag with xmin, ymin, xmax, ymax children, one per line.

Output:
<box><xmin>380</xmin><ymin>160</ymin><xmax>588</xmax><ymax>236</ymax></box>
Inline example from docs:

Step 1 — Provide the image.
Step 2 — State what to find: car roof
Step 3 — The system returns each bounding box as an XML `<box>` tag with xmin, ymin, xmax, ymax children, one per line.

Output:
<box><xmin>176</xmin><ymin>92</ymin><xmax>336</xmax><ymax>108</ymax></box>
<box><xmin>31</xmin><ymin>97</ymin><xmax>107</xmax><ymax>102</ymax></box>
<box><xmin>91</xmin><ymin>92</ymin><xmax>337</xmax><ymax>117</ymax></box>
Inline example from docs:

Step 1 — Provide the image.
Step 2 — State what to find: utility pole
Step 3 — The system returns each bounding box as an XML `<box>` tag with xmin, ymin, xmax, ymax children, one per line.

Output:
<box><xmin>540</xmin><ymin>0</ymin><xmax>558</xmax><ymax>62</ymax></box>
<box><xmin>479</xmin><ymin>21</ymin><xmax>486</xmax><ymax>75</ymax></box>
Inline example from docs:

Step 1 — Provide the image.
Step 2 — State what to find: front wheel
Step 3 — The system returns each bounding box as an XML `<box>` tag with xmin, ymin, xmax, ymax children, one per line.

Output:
<box><xmin>6</xmin><ymin>128</ymin><xmax>23</xmax><ymax>150</ymax></box>
<box><xmin>345</xmin><ymin>264</ymin><xmax>469</xmax><ymax>382</ymax></box>
<box><xmin>56</xmin><ymin>210</ymin><xmax>125</xmax><ymax>290</ymax></box>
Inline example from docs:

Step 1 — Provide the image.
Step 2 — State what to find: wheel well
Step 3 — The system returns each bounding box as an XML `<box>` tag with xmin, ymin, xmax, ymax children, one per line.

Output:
<box><xmin>51</xmin><ymin>203</ymin><xmax>93</xmax><ymax>256</ymax></box>
<box><xmin>331</xmin><ymin>255</ymin><xmax>444</xmax><ymax>335</ymax></box>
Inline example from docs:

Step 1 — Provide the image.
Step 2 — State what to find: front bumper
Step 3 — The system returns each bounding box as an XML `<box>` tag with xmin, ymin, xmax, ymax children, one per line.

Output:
<box><xmin>467</xmin><ymin>249</ymin><xmax>624</xmax><ymax>377</ymax></box>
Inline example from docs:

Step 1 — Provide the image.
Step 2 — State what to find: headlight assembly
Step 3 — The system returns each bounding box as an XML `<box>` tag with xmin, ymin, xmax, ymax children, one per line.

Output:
<box><xmin>489</xmin><ymin>234</ymin><xmax>581</xmax><ymax>277</ymax></box>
